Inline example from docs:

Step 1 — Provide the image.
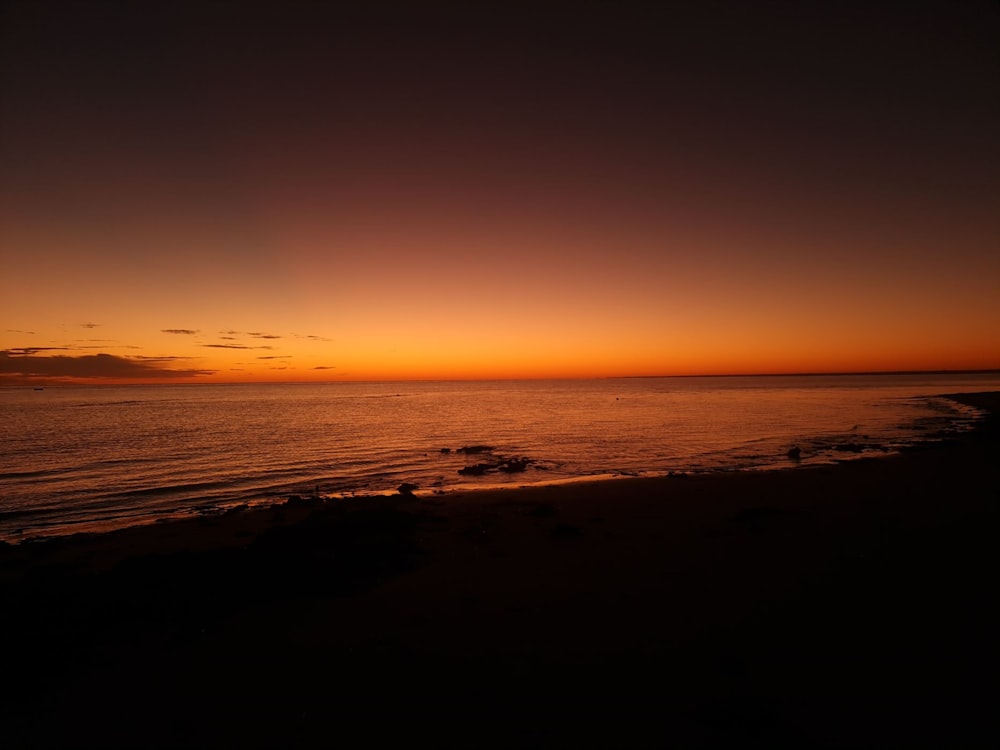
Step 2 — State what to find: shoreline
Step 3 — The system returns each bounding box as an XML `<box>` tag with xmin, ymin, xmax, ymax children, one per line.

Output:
<box><xmin>1</xmin><ymin>389</ymin><xmax>987</xmax><ymax>546</ymax></box>
<box><xmin>2</xmin><ymin>392</ymin><xmax>997</xmax><ymax>746</ymax></box>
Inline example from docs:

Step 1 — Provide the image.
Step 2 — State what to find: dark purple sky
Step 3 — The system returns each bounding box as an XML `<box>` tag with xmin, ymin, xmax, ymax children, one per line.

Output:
<box><xmin>2</xmin><ymin>1</ymin><xmax>998</xmax><ymax>381</ymax></box>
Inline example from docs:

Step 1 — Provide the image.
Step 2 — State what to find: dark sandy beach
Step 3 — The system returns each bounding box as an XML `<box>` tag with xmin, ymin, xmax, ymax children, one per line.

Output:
<box><xmin>2</xmin><ymin>393</ymin><xmax>997</xmax><ymax>748</ymax></box>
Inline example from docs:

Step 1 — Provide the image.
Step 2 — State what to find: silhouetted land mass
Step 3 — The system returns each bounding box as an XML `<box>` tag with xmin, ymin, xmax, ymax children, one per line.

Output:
<box><xmin>621</xmin><ymin>368</ymin><xmax>1000</xmax><ymax>378</ymax></box>
<box><xmin>2</xmin><ymin>394</ymin><xmax>997</xmax><ymax>748</ymax></box>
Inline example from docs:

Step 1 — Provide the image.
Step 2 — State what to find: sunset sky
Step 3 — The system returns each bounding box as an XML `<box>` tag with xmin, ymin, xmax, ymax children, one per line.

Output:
<box><xmin>2</xmin><ymin>1</ymin><xmax>998</xmax><ymax>384</ymax></box>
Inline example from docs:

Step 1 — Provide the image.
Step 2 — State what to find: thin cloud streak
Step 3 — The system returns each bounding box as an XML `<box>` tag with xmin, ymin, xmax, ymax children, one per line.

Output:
<box><xmin>6</xmin><ymin>347</ymin><xmax>69</xmax><ymax>355</ymax></box>
<box><xmin>202</xmin><ymin>344</ymin><xmax>275</xmax><ymax>350</ymax></box>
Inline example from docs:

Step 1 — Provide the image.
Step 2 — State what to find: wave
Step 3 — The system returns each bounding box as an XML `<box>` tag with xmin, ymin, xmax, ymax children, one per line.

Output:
<box><xmin>72</xmin><ymin>399</ymin><xmax>147</xmax><ymax>408</ymax></box>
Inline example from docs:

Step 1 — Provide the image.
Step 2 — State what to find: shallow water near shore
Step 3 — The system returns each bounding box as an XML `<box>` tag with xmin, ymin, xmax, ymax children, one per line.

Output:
<box><xmin>2</xmin><ymin>372</ymin><xmax>998</xmax><ymax>541</ymax></box>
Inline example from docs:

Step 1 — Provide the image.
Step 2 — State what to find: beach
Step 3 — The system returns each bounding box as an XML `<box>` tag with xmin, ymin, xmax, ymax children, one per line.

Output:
<box><xmin>3</xmin><ymin>392</ymin><xmax>997</xmax><ymax>748</ymax></box>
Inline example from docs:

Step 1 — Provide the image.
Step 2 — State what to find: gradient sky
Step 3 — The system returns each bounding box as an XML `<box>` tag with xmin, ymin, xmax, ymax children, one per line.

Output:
<box><xmin>2</xmin><ymin>1</ymin><xmax>998</xmax><ymax>384</ymax></box>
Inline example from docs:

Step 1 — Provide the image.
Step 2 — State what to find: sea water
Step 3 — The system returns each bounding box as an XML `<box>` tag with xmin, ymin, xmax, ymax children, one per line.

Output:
<box><xmin>1</xmin><ymin>373</ymin><xmax>997</xmax><ymax>541</ymax></box>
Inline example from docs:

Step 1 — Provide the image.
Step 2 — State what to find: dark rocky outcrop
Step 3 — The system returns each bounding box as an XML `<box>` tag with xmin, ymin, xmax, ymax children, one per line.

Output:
<box><xmin>498</xmin><ymin>458</ymin><xmax>531</xmax><ymax>473</ymax></box>
<box><xmin>457</xmin><ymin>455</ymin><xmax>534</xmax><ymax>476</ymax></box>
<box><xmin>456</xmin><ymin>445</ymin><xmax>494</xmax><ymax>454</ymax></box>
<box><xmin>458</xmin><ymin>463</ymin><xmax>493</xmax><ymax>476</ymax></box>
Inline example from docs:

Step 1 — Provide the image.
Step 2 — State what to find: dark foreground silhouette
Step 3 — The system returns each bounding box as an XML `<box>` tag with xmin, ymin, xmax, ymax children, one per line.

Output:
<box><xmin>2</xmin><ymin>394</ymin><xmax>997</xmax><ymax>748</ymax></box>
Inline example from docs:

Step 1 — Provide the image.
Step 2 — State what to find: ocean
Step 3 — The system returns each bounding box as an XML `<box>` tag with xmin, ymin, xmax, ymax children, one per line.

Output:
<box><xmin>2</xmin><ymin>373</ymin><xmax>997</xmax><ymax>541</ymax></box>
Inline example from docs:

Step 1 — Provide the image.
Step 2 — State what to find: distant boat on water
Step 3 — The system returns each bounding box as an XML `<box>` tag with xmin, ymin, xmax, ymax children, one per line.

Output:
<box><xmin>33</xmin><ymin>387</ymin><xmax>44</xmax><ymax>391</ymax></box>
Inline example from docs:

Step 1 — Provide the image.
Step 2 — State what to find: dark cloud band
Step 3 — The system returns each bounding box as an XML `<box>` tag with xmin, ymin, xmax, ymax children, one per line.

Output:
<box><xmin>0</xmin><ymin>351</ymin><xmax>214</xmax><ymax>380</ymax></box>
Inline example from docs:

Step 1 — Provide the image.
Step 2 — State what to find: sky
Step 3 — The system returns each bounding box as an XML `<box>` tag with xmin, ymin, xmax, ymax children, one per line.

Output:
<box><xmin>2</xmin><ymin>0</ymin><xmax>998</xmax><ymax>384</ymax></box>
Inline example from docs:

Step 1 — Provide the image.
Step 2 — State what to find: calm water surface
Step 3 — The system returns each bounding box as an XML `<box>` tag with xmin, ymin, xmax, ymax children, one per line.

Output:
<box><xmin>2</xmin><ymin>373</ymin><xmax>997</xmax><ymax>541</ymax></box>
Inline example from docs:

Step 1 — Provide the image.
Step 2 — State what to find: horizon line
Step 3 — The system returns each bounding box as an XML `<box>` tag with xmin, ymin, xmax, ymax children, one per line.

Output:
<box><xmin>7</xmin><ymin>367</ymin><xmax>1000</xmax><ymax>388</ymax></box>
<box><xmin>618</xmin><ymin>368</ymin><xmax>1000</xmax><ymax>380</ymax></box>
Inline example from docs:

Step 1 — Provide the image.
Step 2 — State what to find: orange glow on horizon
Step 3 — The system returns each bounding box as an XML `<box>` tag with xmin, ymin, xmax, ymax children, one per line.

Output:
<box><xmin>2</xmin><ymin>4</ymin><xmax>998</xmax><ymax>387</ymax></box>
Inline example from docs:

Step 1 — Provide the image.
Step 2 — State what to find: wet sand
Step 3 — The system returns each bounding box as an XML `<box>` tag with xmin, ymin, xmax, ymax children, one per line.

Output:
<box><xmin>2</xmin><ymin>393</ymin><xmax>997</xmax><ymax>748</ymax></box>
